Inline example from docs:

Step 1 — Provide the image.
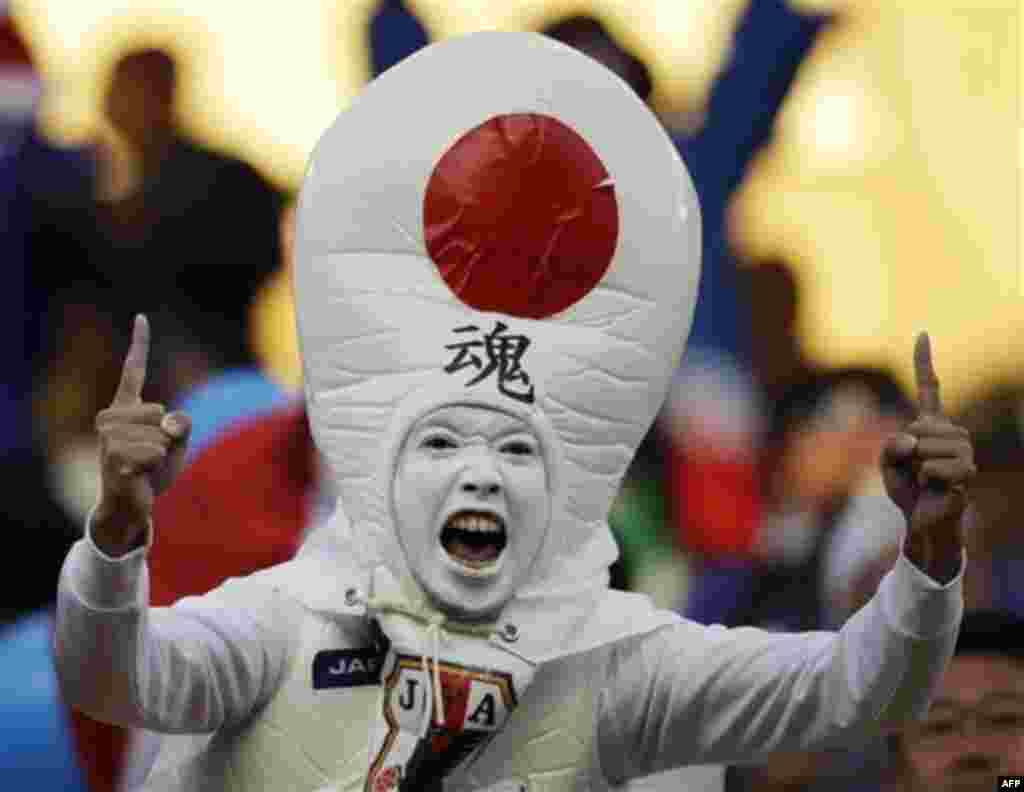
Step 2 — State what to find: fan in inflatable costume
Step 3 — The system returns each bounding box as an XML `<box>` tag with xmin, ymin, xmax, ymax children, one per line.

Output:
<box><xmin>286</xmin><ymin>29</ymin><xmax>697</xmax><ymax>791</ymax></box>
<box><xmin>54</xmin><ymin>31</ymin><xmax>967</xmax><ymax>792</ymax></box>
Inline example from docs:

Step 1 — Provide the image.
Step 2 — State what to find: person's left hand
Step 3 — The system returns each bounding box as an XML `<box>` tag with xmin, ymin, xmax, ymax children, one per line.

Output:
<box><xmin>881</xmin><ymin>333</ymin><xmax>975</xmax><ymax>582</ymax></box>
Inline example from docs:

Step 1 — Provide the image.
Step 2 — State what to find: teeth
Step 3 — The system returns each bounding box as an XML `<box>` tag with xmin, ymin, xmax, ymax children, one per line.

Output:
<box><xmin>451</xmin><ymin>514</ymin><xmax>502</xmax><ymax>533</ymax></box>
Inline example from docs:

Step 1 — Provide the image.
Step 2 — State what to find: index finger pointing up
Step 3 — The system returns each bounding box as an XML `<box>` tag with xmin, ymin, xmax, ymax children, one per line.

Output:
<box><xmin>114</xmin><ymin>314</ymin><xmax>150</xmax><ymax>405</ymax></box>
<box><xmin>914</xmin><ymin>331</ymin><xmax>943</xmax><ymax>416</ymax></box>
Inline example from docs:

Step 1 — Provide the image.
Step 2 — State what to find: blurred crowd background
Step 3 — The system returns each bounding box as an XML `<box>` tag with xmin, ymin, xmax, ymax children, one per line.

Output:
<box><xmin>1</xmin><ymin>0</ymin><xmax>1021</xmax><ymax>790</ymax></box>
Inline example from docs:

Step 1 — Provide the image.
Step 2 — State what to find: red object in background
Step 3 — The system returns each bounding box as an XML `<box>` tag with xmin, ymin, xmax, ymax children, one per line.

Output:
<box><xmin>148</xmin><ymin>403</ymin><xmax>314</xmax><ymax>606</ymax></box>
<box><xmin>425</xmin><ymin>113</ymin><xmax>618</xmax><ymax>319</ymax></box>
<box><xmin>67</xmin><ymin>711</ymin><xmax>131</xmax><ymax>792</ymax></box>
<box><xmin>69</xmin><ymin>404</ymin><xmax>317</xmax><ymax>790</ymax></box>
<box><xmin>668</xmin><ymin>433</ymin><xmax>762</xmax><ymax>559</ymax></box>
<box><xmin>660</xmin><ymin>352</ymin><xmax>764</xmax><ymax>560</ymax></box>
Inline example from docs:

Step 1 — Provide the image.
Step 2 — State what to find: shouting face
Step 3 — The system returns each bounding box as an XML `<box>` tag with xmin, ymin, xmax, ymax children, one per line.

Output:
<box><xmin>392</xmin><ymin>404</ymin><xmax>550</xmax><ymax>622</ymax></box>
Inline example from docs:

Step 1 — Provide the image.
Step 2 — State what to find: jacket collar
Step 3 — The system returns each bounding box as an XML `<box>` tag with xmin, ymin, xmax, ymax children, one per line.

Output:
<box><xmin>262</xmin><ymin>554</ymin><xmax>676</xmax><ymax>665</ymax></box>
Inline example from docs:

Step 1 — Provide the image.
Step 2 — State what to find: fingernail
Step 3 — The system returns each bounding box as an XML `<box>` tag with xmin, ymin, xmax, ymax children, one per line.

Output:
<box><xmin>895</xmin><ymin>433</ymin><xmax>917</xmax><ymax>454</ymax></box>
<box><xmin>162</xmin><ymin>414</ymin><xmax>183</xmax><ymax>436</ymax></box>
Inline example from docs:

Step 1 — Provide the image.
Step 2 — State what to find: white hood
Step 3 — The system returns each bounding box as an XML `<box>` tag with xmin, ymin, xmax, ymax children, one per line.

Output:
<box><xmin>294</xmin><ymin>31</ymin><xmax>700</xmax><ymax>644</ymax></box>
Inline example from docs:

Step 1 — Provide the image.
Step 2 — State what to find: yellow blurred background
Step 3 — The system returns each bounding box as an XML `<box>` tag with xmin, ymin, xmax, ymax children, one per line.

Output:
<box><xmin>10</xmin><ymin>0</ymin><xmax>1020</xmax><ymax>406</ymax></box>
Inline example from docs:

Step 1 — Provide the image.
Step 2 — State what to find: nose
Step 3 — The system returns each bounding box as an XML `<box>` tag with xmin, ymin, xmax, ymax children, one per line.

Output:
<box><xmin>458</xmin><ymin>458</ymin><xmax>502</xmax><ymax>498</ymax></box>
<box><xmin>462</xmin><ymin>480</ymin><xmax>501</xmax><ymax>496</ymax></box>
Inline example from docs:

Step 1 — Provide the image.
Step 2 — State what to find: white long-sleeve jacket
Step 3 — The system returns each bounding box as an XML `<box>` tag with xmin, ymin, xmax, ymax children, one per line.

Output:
<box><xmin>56</xmin><ymin>30</ymin><xmax>968</xmax><ymax>792</ymax></box>
<box><xmin>55</xmin><ymin>525</ymin><xmax>962</xmax><ymax>792</ymax></box>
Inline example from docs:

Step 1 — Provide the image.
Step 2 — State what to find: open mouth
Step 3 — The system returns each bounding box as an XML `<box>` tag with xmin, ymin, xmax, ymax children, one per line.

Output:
<box><xmin>440</xmin><ymin>510</ymin><xmax>508</xmax><ymax>571</ymax></box>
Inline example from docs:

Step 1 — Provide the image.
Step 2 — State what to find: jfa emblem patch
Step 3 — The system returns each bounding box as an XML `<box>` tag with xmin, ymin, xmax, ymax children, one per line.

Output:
<box><xmin>366</xmin><ymin>655</ymin><xmax>518</xmax><ymax>792</ymax></box>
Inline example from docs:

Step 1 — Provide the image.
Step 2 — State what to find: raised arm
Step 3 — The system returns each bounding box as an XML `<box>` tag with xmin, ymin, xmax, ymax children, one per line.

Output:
<box><xmin>54</xmin><ymin>316</ymin><xmax>295</xmax><ymax>733</ymax></box>
<box><xmin>599</xmin><ymin>333</ymin><xmax>970</xmax><ymax>781</ymax></box>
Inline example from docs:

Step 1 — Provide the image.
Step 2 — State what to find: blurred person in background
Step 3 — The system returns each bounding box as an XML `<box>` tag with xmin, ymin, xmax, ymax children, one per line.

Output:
<box><xmin>50</xmin><ymin>45</ymin><xmax>284</xmax><ymax>374</ymax></box>
<box><xmin>888</xmin><ymin>610</ymin><xmax>1024</xmax><ymax>791</ymax></box>
<box><xmin>674</xmin><ymin>252</ymin><xmax>902</xmax><ymax>633</ymax></box>
<box><xmin>96</xmin><ymin>46</ymin><xmax>283</xmax><ymax>370</ymax></box>
<box><xmin>685</xmin><ymin>368</ymin><xmax>915</xmax><ymax>792</ymax></box>
<box><xmin>658</xmin><ymin>0</ymin><xmax>830</xmax><ymax>573</ymax></box>
<box><xmin>44</xmin><ymin>46</ymin><xmax>288</xmax><ymax>786</ymax></box>
<box><xmin>2</xmin><ymin>16</ymin><xmax>108</xmax><ymax>787</ymax></box>
<box><xmin>29</xmin><ymin>44</ymin><xmax>285</xmax><ymax>605</ymax></box>
<box><xmin>737</xmin><ymin>259</ymin><xmax>818</xmax><ymax>406</ymax></box>
<box><xmin>663</xmin><ymin>256</ymin><xmax>818</xmax><ymax>576</ymax></box>
<box><xmin>761</xmin><ymin>367</ymin><xmax>914</xmax><ymax>629</ymax></box>
<box><xmin>0</xmin><ymin>4</ymin><xmax>91</xmax><ymax>626</ymax></box>
<box><xmin>953</xmin><ymin>384</ymin><xmax>1024</xmax><ymax>616</ymax></box>
<box><xmin>684</xmin><ymin>367</ymin><xmax>913</xmax><ymax>629</ymax></box>
<box><xmin>677</xmin><ymin>253</ymin><xmax>882</xmax><ymax>626</ymax></box>
<box><xmin>36</xmin><ymin>305</ymin><xmax>216</xmax><ymax>530</ymax></box>
<box><xmin>0</xmin><ymin>11</ymin><xmax>99</xmax><ymax>786</ymax></box>
<box><xmin>662</xmin><ymin>345</ymin><xmax>764</xmax><ymax>565</ymax></box>
<box><xmin>540</xmin><ymin>15</ymin><xmax>652</xmax><ymax>101</ymax></box>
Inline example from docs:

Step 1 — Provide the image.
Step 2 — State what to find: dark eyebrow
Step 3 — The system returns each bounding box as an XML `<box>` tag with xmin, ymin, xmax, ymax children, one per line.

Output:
<box><xmin>981</xmin><ymin>691</ymin><xmax>1024</xmax><ymax>704</ymax></box>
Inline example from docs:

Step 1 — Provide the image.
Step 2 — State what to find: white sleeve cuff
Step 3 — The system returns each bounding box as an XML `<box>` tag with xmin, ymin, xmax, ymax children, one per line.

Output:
<box><xmin>879</xmin><ymin>549</ymin><xmax>965</xmax><ymax>640</ymax></box>
<box><xmin>68</xmin><ymin>508</ymin><xmax>154</xmax><ymax>610</ymax></box>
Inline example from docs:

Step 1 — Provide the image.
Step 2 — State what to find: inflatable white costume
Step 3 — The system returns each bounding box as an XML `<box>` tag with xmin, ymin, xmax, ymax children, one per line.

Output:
<box><xmin>56</xmin><ymin>32</ymin><xmax>963</xmax><ymax>792</ymax></box>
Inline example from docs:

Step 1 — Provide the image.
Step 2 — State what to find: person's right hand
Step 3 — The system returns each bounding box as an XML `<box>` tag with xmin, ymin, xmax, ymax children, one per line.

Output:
<box><xmin>93</xmin><ymin>315</ymin><xmax>191</xmax><ymax>557</ymax></box>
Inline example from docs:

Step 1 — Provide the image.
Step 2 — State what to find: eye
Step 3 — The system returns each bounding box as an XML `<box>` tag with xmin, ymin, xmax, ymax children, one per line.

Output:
<box><xmin>421</xmin><ymin>434</ymin><xmax>457</xmax><ymax>451</ymax></box>
<box><xmin>500</xmin><ymin>439</ymin><xmax>536</xmax><ymax>457</ymax></box>
<box><xmin>984</xmin><ymin>712</ymin><xmax>1024</xmax><ymax>730</ymax></box>
<box><xmin>919</xmin><ymin>718</ymin><xmax>957</xmax><ymax>738</ymax></box>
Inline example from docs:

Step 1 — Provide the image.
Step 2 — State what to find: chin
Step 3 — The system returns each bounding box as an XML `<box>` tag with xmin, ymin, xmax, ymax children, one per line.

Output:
<box><xmin>428</xmin><ymin>578</ymin><xmax>512</xmax><ymax>624</ymax></box>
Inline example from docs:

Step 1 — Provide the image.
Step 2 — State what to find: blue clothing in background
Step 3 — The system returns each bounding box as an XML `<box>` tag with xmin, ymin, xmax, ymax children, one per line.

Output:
<box><xmin>990</xmin><ymin>557</ymin><xmax>1024</xmax><ymax>619</ymax></box>
<box><xmin>0</xmin><ymin>126</ymin><xmax>92</xmax><ymax>457</ymax></box>
<box><xmin>0</xmin><ymin>611</ymin><xmax>88</xmax><ymax>790</ymax></box>
<box><xmin>370</xmin><ymin>0</ymin><xmax>429</xmax><ymax>77</ymax></box>
<box><xmin>674</xmin><ymin>0</ymin><xmax>828</xmax><ymax>361</ymax></box>
<box><xmin>174</xmin><ymin>368</ymin><xmax>291</xmax><ymax>462</ymax></box>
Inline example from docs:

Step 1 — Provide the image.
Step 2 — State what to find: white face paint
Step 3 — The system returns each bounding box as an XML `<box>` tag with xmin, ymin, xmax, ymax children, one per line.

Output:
<box><xmin>392</xmin><ymin>404</ymin><xmax>550</xmax><ymax>622</ymax></box>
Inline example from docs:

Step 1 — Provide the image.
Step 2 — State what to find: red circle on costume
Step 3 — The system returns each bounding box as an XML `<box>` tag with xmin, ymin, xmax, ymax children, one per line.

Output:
<box><xmin>424</xmin><ymin>113</ymin><xmax>618</xmax><ymax>319</ymax></box>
